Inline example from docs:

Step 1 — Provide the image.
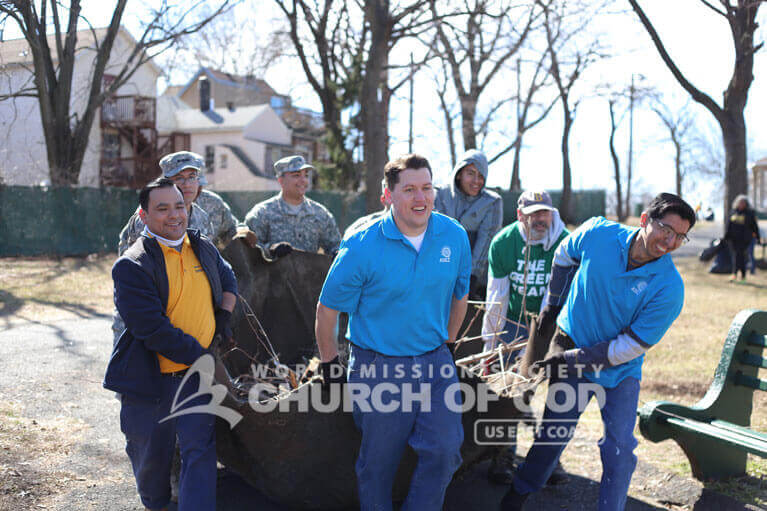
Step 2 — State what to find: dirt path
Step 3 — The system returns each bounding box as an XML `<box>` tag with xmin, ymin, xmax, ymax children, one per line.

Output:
<box><xmin>0</xmin><ymin>314</ymin><xmax>758</xmax><ymax>510</ymax></box>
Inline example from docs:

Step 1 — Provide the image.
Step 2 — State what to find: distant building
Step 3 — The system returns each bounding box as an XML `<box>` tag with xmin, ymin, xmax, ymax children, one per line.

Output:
<box><xmin>164</xmin><ymin>67</ymin><xmax>328</xmax><ymax>191</ymax></box>
<box><xmin>752</xmin><ymin>157</ymin><xmax>767</xmax><ymax>210</ymax></box>
<box><xmin>0</xmin><ymin>27</ymin><xmax>161</xmax><ymax>188</ymax></box>
<box><xmin>158</xmin><ymin>96</ymin><xmax>295</xmax><ymax>191</ymax></box>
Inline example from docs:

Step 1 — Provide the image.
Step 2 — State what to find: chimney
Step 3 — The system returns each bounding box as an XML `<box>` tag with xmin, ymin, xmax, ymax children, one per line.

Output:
<box><xmin>199</xmin><ymin>75</ymin><xmax>211</xmax><ymax>112</ymax></box>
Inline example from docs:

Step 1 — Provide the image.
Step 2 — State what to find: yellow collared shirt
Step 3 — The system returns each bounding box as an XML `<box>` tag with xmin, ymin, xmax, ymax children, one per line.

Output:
<box><xmin>156</xmin><ymin>235</ymin><xmax>216</xmax><ymax>373</ymax></box>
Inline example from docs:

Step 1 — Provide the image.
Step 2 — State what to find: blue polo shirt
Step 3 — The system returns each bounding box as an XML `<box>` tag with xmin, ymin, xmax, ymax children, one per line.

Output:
<box><xmin>319</xmin><ymin>211</ymin><xmax>471</xmax><ymax>356</ymax></box>
<box><xmin>557</xmin><ymin>217</ymin><xmax>684</xmax><ymax>388</ymax></box>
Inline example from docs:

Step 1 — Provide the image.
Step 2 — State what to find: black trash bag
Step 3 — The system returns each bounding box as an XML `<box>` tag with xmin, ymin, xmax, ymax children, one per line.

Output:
<box><xmin>214</xmin><ymin>239</ymin><xmax>538</xmax><ymax>510</ymax></box>
<box><xmin>709</xmin><ymin>239</ymin><xmax>733</xmax><ymax>274</ymax></box>
<box><xmin>699</xmin><ymin>238</ymin><xmax>722</xmax><ymax>262</ymax></box>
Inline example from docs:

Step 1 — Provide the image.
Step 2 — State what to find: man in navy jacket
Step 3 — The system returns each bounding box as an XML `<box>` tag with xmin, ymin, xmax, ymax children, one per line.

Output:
<box><xmin>105</xmin><ymin>178</ymin><xmax>237</xmax><ymax>511</ymax></box>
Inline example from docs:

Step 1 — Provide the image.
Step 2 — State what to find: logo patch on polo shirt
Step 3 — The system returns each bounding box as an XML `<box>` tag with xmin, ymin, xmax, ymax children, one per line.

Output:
<box><xmin>440</xmin><ymin>246</ymin><xmax>451</xmax><ymax>263</ymax></box>
<box><xmin>631</xmin><ymin>281</ymin><xmax>647</xmax><ymax>295</ymax></box>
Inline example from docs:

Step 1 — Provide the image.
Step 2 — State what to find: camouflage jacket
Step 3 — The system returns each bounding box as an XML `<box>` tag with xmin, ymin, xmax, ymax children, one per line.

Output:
<box><xmin>117</xmin><ymin>202</ymin><xmax>213</xmax><ymax>256</ymax></box>
<box><xmin>243</xmin><ymin>193</ymin><xmax>341</xmax><ymax>254</ymax></box>
<box><xmin>196</xmin><ymin>189</ymin><xmax>239</xmax><ymax>247</ymax></box>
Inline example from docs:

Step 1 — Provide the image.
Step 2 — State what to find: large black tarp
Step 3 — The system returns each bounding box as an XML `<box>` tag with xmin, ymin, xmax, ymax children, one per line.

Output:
<box><xmin>214</xmin><ymin>240</ymin><xmax>535</xmax><ymax>510</ymax></box>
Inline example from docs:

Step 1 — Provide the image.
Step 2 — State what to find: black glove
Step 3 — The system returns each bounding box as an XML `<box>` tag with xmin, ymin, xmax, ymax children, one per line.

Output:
<box><xmin>270</xmin><ymin>242</ymin><xmax>293</xmax><ymax>259</ymax></box>
<box><xmin>214</xmin><ymin>309</ymin><xmax>233</xmax><ymax>344</ymax></box>
<box><xmin>536</xmin><ymin>304</ymin><xmax>561</xmax><ymax>337</ymax></box>
<box><xmin>320</xmin><ymin>355</ymin><xmax>346</xmax><ymax>391</ymax></box>
<box><xmin>534</xmin><ymin>341</ymin><xmax>612</xmax><ymax>379</ymax></box>
<box><xmin>534</xmin><ymin>349</ymin><xmax>578</xmax><ymax>378</ymax></box>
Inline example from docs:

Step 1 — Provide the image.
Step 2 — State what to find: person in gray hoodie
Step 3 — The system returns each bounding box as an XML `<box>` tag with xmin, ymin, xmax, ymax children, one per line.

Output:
<box><xmin>435</xmin><ymin>149</ymin><xmax>503</xmax><ymax>299</ymax></box>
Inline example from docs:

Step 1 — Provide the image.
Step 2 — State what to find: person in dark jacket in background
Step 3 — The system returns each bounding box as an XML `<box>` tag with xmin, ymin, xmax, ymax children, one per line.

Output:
<box><xmin>435</xmin><ymin>149</ymin><xmax>503</xmax><ymax>299</ymax></box>
<box><xmin>105</xmin><ymin>178</ymin><xmax>237</xmax><ymax>511</ymax></box>
<box><xmin>725</xmin><ymin>194</ymin><xmax>760</xmax><ymax>282</ymax></box>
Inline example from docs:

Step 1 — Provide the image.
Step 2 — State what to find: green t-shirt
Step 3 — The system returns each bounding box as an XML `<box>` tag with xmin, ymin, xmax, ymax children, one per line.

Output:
<box><xmin>488</xmin><ymin>221</ymin><xmax>569</xmax><ymax>323</ymax></box>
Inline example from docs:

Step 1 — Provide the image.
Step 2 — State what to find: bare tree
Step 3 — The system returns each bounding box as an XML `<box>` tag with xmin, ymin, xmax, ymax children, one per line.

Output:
<box><xmin>539</xmin><ymin>0</ymin><xmax>604</xmax><ymax>222</ymax></box>
<box><xmin>628</xmin><ymin>0</ymin><xmax>763</xmax><ymax>226</ymax></box>
<box><xmin>607</xmin><ymin>97</ymin><xmax>625</xmax><ymax>219</ymax></box>
<box><xmin>163</xmin><ymin>3</ymin><xmax>290</xmax><ymax>80</ymax></box>
<box><xmin>0</xmin><ymin>0</ymin><xmax>232</xmax><ymax>185</ymax></box>
<box><xmin>274</xmin><ymin>0</ymin><xmax>431</xmax><ymax>204</ymax></box>
<box><xmin>491</xmin><ymin>52</ymin><xmax>557</xmax><ymax>190</ymax></box>
<box><xmin>652</xmin><ymin>100</ymin><xmax>696</xmax><ymax>197</ymax></box>
<box><xmin>431</xmin><ymin>62</ymin><xmax>459</xmax><ymax>166</ymax></box>
<box><xmin>598</xmin><ymin>79</ymin><xmax>656</xmax><ymax>219</ymax></box>
<box><xmin>429</xmin><ymin>0</ymin><xmax>535</xmax><ymax>152</ymax></box>
<box><xmin>272</xmin><ymin>0</ymin><xmax>366</xmax><ymax>190</ymax></box>
<box><xmin>360</xmin><ymin>0</ymin><xmax>431</xmax><ymax>211</ymax></box>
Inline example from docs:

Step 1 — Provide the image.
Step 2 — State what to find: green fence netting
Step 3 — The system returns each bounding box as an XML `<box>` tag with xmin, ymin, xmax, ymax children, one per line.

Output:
<box><xmin>0</xmin><ymin>186</ymin><xmax>604</xmax><ymax>256</ymax></box>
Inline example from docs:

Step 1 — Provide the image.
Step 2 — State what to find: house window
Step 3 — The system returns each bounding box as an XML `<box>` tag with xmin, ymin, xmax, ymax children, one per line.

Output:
<box><xmin>205</xmin><ymin>145</ymin><xmax>215</xmax><ymax>173</ymax></box>
<box><xmin>220</xmin><ymin>153</ymin><xmax>228</xmax><ymax>169</ymax></box>
<box><xmin>102</xmin><ymin>73</ymin><xmax>117</xmax><ymax>92</ymax></box>
<box><xmin>270</xmin><ymin>96</ymin><xmax>286</xmax><ymax>114</ymax></box>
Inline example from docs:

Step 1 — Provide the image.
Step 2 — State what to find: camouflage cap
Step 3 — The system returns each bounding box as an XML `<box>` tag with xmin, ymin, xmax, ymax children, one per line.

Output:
<box><xmin>518</xmin><ymin>189</ymin><xmax>555</xmax><ymax>215</ymax></box>
<box><xmin>159</xmin><ymin>151</ymin><xmax>207</xmax><ymax>184</ymax></box>
<box><xmin>274</xmin><ymin>155</ymin><xmax>306</xmax><ymax>176</ymax></box>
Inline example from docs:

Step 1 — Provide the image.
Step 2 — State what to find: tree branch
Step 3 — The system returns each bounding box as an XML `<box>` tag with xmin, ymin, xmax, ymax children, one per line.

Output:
<box><xmin>628</xmin><ymin>0</ymin><xmax>724</xmax><ymax>121</ymax></box>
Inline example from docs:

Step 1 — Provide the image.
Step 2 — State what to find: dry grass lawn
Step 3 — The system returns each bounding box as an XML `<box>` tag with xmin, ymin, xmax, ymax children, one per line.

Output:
<box><xmin>1</xmin><ymin>251</ymin><xmax>766</xmax><ymax>507</ymax></box>
<box><xmin>515</xmin><ymin>257</ymin><xmax>767</xmax><ymax>508</ymax></box>
<box><xmin>0</xmin><ymin>254</ymin><xmax>114</xmax><ymax>325</ymax></box>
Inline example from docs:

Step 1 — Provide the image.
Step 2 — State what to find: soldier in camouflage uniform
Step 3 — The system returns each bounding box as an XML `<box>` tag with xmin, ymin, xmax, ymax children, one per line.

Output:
<box><xmin>112</xmin><ymin>152</ymin><xmax>215</xmax><ymax>344</ymax></box>
<box><xmin>196</xmin><ymin>188</ymin><xmax>239</xmax><ymax>249</ymax></box>
<box><xmin>242</xmin><ymin>155</ymin><xmax>341</xmax><ymax>258</ymax></box>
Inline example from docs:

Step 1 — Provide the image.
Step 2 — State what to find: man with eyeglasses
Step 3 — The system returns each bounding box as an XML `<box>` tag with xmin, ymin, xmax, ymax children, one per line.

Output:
<box><xmin>502</xmin><ymin>193</ymin><xmax>696</xmax><ymax>511</ymax></box>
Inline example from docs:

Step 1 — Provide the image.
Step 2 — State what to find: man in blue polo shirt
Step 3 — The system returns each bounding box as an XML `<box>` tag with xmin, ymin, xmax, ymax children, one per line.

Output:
<box><xmin>315</xmin><ymin>153</ymin><xmax>471</xmax><ymax>511</ymax></box>
<box><xmin>502</xmin><ymin>193</ymin><xmax>696</xmax><ymax>511</ymax></box>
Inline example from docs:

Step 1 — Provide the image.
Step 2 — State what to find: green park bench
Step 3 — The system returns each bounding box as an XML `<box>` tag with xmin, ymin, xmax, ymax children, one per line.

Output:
<box><xmin>638</xmin><ymin>309</ymin><xmax>767</xmax><ymax>480</ymax></box>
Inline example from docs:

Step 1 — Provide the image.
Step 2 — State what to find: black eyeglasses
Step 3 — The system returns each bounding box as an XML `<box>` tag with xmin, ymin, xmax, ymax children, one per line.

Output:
<box><xmin>653</xmin><ymin>219</ymin><xmax>689</xmax><ymax>244</ymax></box>
<box><xmin>171</xmin><ymin>173</ymin><xmax>200</xmax><ymax>185</ymax></box>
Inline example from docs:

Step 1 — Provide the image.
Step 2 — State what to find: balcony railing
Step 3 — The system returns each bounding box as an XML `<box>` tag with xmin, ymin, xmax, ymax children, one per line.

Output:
<box><xmin>101</xmin><ymin>95</ymin><xmax>156</xmax><ymax>127</ymax></box>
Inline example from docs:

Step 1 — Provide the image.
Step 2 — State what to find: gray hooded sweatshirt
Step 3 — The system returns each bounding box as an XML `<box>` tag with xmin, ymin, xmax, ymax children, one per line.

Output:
<box><xmin>435</xmin><ymin>150</ymin><xmax>503</xmax><ymax>281</ymax></box>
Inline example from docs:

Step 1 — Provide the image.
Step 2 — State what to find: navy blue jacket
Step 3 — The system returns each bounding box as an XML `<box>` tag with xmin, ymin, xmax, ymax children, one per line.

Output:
<box><xmin>103</xmin><ymin>230</ymin><xmax>237</xmax><ymax>400</ymax></box>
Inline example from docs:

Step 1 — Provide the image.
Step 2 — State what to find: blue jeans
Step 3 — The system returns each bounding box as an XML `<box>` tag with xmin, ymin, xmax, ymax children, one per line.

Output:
<box><xmin>348</xmin><ymin>344</ymin><xmax>463</xmax><ymax>511</ymax></box>
<box><xmin>120</xmin><ymin>372</ymin><xmax>216</xmax><ymax>511</ymax></box>
<box><xmin>513</xmin><ymin>372</ymin><xmax>640</xmax><ymax>511</ymax></box>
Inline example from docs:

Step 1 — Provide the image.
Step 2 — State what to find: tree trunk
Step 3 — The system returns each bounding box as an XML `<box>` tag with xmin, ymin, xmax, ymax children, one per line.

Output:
<box><xmin>672</xmin><ymin>135</ymin><xmax>682</xmax><ymax>197</ymax></box>
<box><xmin>460</xmin><ymin>95</ymin><xmax>477</xmax><ymax>150</ymax></box>
<box><xmin>559</xmin><ymin>104</ymin><xmax>574</xmax><ymax>223</ymax></box>
<box><xmin>627</xmin><ymin>0</ymin><xmax>758</xmax><ymax>231</ymax></box>
<box><xmin>720</xmin><ymin>112</ymin><xmax>748</xmax><ymax>215</ymax></box>
<box><xmin>510</xmin><ymin>134</ymin><xmax>522</xmax><ymax>191</ymax></box>
<box><xmin>439</xmin><ymin>95</ymin><xmax>457</xmax><ymax>167</ymax></box>
<box><xmin>608</xmin><ymin>102</ymin><xmax>623</xmax><ymax>220</ymax></box>
<box><xmin>361</xmin><ymin>0</ymin><xmax>391</xmax><ymax>212</ymax></box>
